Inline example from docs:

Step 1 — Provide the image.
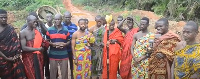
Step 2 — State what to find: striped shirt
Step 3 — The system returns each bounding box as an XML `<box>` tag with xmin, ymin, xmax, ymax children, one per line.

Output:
<box><xmin>46</xmin><ymin>26</ymin><xmax>70</xmax><ymax>60</ymax></box>
<box><xmin>61</xmin><ymin>22</ymin><xmax>78</xmax><ymax>52</ymax></box>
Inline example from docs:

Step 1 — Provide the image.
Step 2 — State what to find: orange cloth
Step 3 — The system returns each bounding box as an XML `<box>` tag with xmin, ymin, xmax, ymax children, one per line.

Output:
<box><xmin>102</xmin><ymin>28</ymin><xmax>124</xmax><ymax>79</ymax></box>
<box><xmin>120</xmin><ymin>28</ymin><xmax>139</xmax><ymax>79</ymax></box>
<box><xmin>148</xmin><ymin>31</ymin><xmax>180</xmax><ymax>79</ymax></box>
<box><xmin>33</xmin><ymin>29</ymin><xmax>43</xmax><ymax>54</ymax></box>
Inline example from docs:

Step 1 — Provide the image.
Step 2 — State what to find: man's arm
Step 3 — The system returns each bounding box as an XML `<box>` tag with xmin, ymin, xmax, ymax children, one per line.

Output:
<box><xmin>171</xmin><ymin>60</ymin><xmax>175</xmax><ymax>79</ymax></box>
<box><xmin>71</xmin><ymin>32</ymin><xmax>77</xmax><ymax>58</ymax></box>
<box><xmin>117</xmin><ymin>19</ymin><xmax>127</xmax><ymax>34</ymax></box>
<box><xmin>20</xmin><ymin>31</ymin><xmax>42</xmax><ymax>52</ymax></box>
<box><xmin>88</xmin><ymin>26</ymin><xmax>94</xmax><ymax>33</ymax></box>
<box><xmin>131</xmin><ymin>34</ymin><xmax>137</xmax><ymax>57</ymax></box>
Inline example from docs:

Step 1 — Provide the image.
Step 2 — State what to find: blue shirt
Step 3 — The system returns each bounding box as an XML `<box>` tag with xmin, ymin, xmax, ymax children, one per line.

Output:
<box><xmin>46</xmin><ymin>26</ymin><xmax>70</xmax><ymax>60</ymax></box>
<box><xmin>61</xmin><ymin>22</ymin><xmax>78</xmax><ymax>52</ymax></box>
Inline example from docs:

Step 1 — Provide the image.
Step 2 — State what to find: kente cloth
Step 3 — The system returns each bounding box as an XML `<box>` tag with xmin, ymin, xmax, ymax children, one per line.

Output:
<box><xmin>120</xmin><ymin>28</ymin><xmax>138</xmax><ymax>79</ymax></box>
<box><xmin>73</xmin><ymin>31</ymin><xmax>95</xmax><ymax>79</ymax></box>
<box><xmin>91</xmin><ymin>25</ymin><xmax>105</xmax><ymax>75</ymax></box>
<box><xmin>148</xmin><ymin>31</ymin><xmax>180</xmax><ymax>79</ymax></box>
<box><xmin>102</xmin><ymin>28</ymin><xmax>124</xmax><ymax>79</ymax></box>
<box><xmin>174</xmin><ymin>44</ymin><xmax>200</xmax><ymax>79</ymax></box>
<box><xmin>0</xmin><ymin>25</ymin><xmax>26</xmax><ymax>79</ymax></box>
<box><xmin>131</xmin><ymin>32</ymin><xmax>154</xmax><ymax>79</ymax></box>
<box><xmin>22</xmin><ymin>29</ymin><xmax>44</xmax><ymax>79</ymax></box>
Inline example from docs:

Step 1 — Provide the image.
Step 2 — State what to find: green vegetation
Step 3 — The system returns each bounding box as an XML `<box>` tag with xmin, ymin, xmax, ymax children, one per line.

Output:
<box><xmin>1</xmin><ymin>0</ymin><xmax>65</xmax><ymax>29</ymax></box>
<box><xmin>72</xmin><ymin>0</ymin><xmax>200</xmax><ymax>22</ymax></box>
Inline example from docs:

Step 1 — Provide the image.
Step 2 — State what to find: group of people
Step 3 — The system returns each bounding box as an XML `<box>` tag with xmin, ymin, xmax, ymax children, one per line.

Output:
<box><xmin>0</xmin><ymin>8</ymin><xmax>199</xmax><ymax>79</ymax></box>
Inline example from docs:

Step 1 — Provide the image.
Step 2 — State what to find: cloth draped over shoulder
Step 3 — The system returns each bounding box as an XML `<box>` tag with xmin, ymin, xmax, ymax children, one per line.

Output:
<box><xmin>0</xmin><ymin>25</ymin><xmax>26</xmax><ymax>79</ymax></box>
<box><xmin>120</xmin><ymin>28</ymin><xmax>138</xmax><ymax>79</ymax></box>
<box><xmin>22</xmin><ymin>29</ymin><xmax>47</xmax><ymax>79</ymax></box>
<box><xmin>174</xmin><ymin>44</ymin><xmax>200</xmax><ymax>79</ymax></box>
<box><xmin>102</xmin><ymin>28</ymin><xmax>124</xmax><ymax>79</ymax></box>
<box><xmin>148</xmin><ymin>31</ymin><xmax>180</xmax><ymax>79</ymax></box>
<box><xmin>73</xmin><ymin>31</ymin><xmax>95</xmax><ymax>79</ymax></box>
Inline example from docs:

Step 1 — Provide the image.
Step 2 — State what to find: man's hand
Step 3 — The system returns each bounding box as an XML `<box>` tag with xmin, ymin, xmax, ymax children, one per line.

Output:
<box><xmin>5</xmin><ymin>57</ymin><xmax>14</xmax><ymax>62</ymax></box>
<box><xmin>110</xmin><ymin>39</ymin><xmax>117</xmax><ymax>44</ymax></box>
<box><xmin>38</xmin><ymin>47</ymin><xmax>44</xmax><ymax>52</ymax></box>
<box><xmin>133</xmin><ymin>58</ymin><xmax>141</xmax><ymax>67</ymax></box>
<box><xmin>156</xmin><ymin>53</ymin><xmax>165</xmax><ymax>59</ymax></box>
<box><xmin>74</xmin><ymin>58</ymin><xmax>78</xmax><ymax>65</ymax></box>
<box><xmin>106</xmin><ymin>41</ymin><xmax>110</xmax><ymax>47</ymax></box>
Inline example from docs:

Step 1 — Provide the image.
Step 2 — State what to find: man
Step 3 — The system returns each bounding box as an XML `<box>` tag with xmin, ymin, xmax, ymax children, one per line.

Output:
<box><xmin>172</xmin><ymin>21</ymin><xmax>200</xmax><ymax>79</ymax></box>
<box><xmin>62</xmin><ymin>11</ymin><xmax>78</xmax><ymax>78</ymax></box>
<box><xmin>71</xmin><ymin>19</ymin><xmax>95</xmax><ymax>79</ymax></box>
<box><xmin>44</xmin><ymin>13</ymin><xmax>54</xmax><ymax>79</ymax></box>
<box><xmin>45</xmin><ymin>13</ymin><xmax>54</xmax><ymax>28</ymax></box>
<box><xmin>46</xmin><ymin>14</ymin><xmax>70</xmax><ymax>79</ymax></box>
<box><xmin>102</xmin><ymin>19</ymin><xmax>124</xmax><ymax>79</ymax></box>
<box><xmin>117</xmin><ymin>16</ymin><xmax>138</xmax><ymax>79</ymax></box>
<box><xmin>0</xmin><ymin>9</ymin><xmax>26</xmax><ymax>79</ymax></box>
<box><xmin>117</xmin><ymin>15</ymin><xmax>123</xmax><ymax>24</ymax></box>
<box><xmin>20</xmin><ymin>15</ymin><xmax>45</xmax><ymax>79</ymax></box>
<box><xmin>131</xmin><ymin>17</ymin><xmax>153</xmax><ymax>79</ymax></box>
<box><xmin>89</xmin><ymin>15</ymin><xmax>105</xmax><ymax>77</ymax></box>
<box><xmin>21</xmin><ymin>12</ymin><xmax>47</xmax><ymax>37</ymax></box>
<box><xmin>148</xmin><ymin>18</ymin><xmax>180</xmax><ymax>79</ymax></box>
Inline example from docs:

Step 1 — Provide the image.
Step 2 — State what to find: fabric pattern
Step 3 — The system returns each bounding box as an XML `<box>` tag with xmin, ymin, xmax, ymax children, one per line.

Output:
<box><xmin>0</xmin><ymin>25</ymin><xmax>26</xmax><ymax>79</ymax></box>
<box><xmin>73</xmin><ymin>31</ymin><xmax>95</xmax><ymax>79</ymax></box>
<box><xmin>148</xmin><ymin>31</ymin><xmax>180</xmax><ymax>79</ymax></box>
<box><xmin>174</xmin><ymin>44</ymin><xmax>200</xmax><ymax>79</ymax></box>
<box><xmin>91</xmin><ymin>25</ymin><xmax>105</xmax><ymax>75</ymax></box>
<box><xmin>131</xmin><ymin>32</ymin><xmax>154</xmax><ymax>79</ymax></box>
<box><xmin>120</xmin><ymin>28</ymin><xmax>138</xmax><ymax>79</ymax></box>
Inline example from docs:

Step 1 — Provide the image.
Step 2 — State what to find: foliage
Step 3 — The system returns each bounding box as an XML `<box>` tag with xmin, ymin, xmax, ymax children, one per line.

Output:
<box><xmin>72</xmin><ymin>0</ymin><xmax>200</xmax><ymax>22</ymax></box>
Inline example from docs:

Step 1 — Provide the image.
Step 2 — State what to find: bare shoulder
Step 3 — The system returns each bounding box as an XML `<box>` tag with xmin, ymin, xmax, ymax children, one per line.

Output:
<box><xmin>72</xmin><ymin>31</ymin><xmax>78</xmax><ymax>38</ymax></box>
<box><xmin>20</xmin><ymin>29</ymin><xmax>27</xmax><ymax>37</ymax></box>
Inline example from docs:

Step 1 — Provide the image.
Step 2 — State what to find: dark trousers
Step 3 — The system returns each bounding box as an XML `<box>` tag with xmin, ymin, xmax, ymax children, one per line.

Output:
<box><xmin>68</xmin><ymin>51</ymin><xmax>73</xmax><ymax>79</ymax></box>
<box><xmin>43</xmin><ymin>50</ymin><xmax>50</xmax><ymax>78</ymax></box>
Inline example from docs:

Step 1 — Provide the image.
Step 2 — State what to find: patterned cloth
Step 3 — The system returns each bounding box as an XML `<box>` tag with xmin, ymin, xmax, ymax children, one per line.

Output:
<box><xmin>148</xmin><ymin>31</ymin><xmax>180</xmax><ymax>79</ymax></box>
<box><xmin>22</xmin><ymin>29</ymin><xmax>45</xmax><ymax>79</ymax></box>
<box><xmin>73</xmin><ymin>31</ymin><xmax>95</xmax><ymax>79</ymax></box>
<box><xmin>120</xmin><ymin>28</ymin><xmax>138</xmax><ymax>79</ymax></box>
<box><xmin>0</xmin><ymin>25</ymin><xmax>26</xmax><ymax>79</ymax></box>
<box><xmin>174</xmin><ymin>44</ymin><xmax>200</xmax><ymax>79</ymax></box>
<box><xmin>91</xmin><ymin>25</ymin><xmax>105</xmax><ymax>75</ymax></box>
<box><xmin>131</xmin><ymin>32</ymin><xmax>154</xmax><ymax>79</ymax></box>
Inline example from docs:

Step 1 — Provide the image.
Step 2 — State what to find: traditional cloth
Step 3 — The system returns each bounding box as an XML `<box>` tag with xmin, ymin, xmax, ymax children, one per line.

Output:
<box><xmin>131</xmin><ymin>32</ymin><xmax>154</xmax><ymax>79</ymax></box>
<box><xmin>22</xmin><ymin>29</ymin><xmax>45</xmax><ymax>79</ymax></box>
<box><xmin>0</xmin><ymin>25</ymin><xmax>26</xmax><ymax>79</ymax></box>
<box><xmin>91</xmin><ymin>25</ymin><xmax>105</xmax><ymax>75</ymax></box>
<box><xmin>120</xmin><ymin>28</ymin><xmax>139</xmax><ymax>79</ymax></box>
<box><xmin>102</xmin><ymin>28</ymin><xmax>124</xmax><ymax>79</ymax></box>
<box><xmin>174</xmin><ymin>44</ymin><xmax>200</xmax><ymax>79</ymax></box>
<box><xmin>73</xmin><ymin>31</ymin><xmax>95</xmax><ymax>79</ymax></box>
<box><xmin>148</xmin><ymin>31</ymin><xmax>180</xmax><ymax>79</ymax></box>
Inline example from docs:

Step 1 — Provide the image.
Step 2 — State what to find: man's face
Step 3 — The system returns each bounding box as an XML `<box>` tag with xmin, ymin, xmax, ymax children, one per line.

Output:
<box><xmin>64</xmin><ymin>14</ymin><xmax>71</xmax><ymax>23</ymax></box>
<box><xmin>29</xmin><ymin>18</ymin><xmax>37</xmax><ymax>28</ymax></box>
<box><xmin>117</xmin><ymin>17</ymin><xmax>123</xmax><ymax>24</ymax></box>
<box><xmin>78</xmin><ymin>20</ymin><xmax>86</xmax><ymax>31</ymax></box>
<box><xmin>109</xmin><ymin>20</ymin><xmax>115</xmax><ymax>30</ymax></box>
<box><xmin>46</xmin><ymin>14</ymin><xmax>53</xmax><ymax>23</ymax></box>
<box><xmin>54</xmin><ymin>16</ymin><xmax>62</xmax><ymax>26</ymax></box>
<box><xmin>126</xmin><ymin>19</ymin><xmax>133</xmax><ymax>29</ymax></box>
<box><xmin>155</xmin><ymin>21</ymin><xmax>168</xmax><ymax>35</ymax></box>
<box><xmin>139</xmin><ymin>20</ymin><xmax>148</xmax><ymax>31</ymax></box>
<box><xmin>95</xmin><ymin>18</ymin><xmax>102</xmax><ymax>27</ymax></box>
<box><xmin>0</xmin><ymin>14</ymin><xmax>7</xmax><ymax>25</ymax></box>
<box><xmin>182</xmin><ymin>25</ymin><xmax>198</xmax><ymax>42</ymax></box>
